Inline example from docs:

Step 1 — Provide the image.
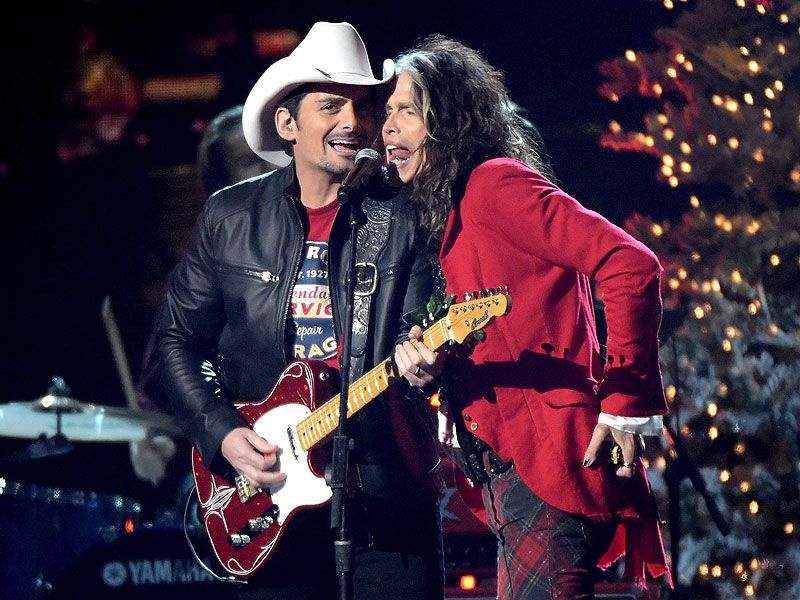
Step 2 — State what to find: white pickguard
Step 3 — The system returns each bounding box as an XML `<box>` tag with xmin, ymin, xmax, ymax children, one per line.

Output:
<box><xmin>251</xmin><ymin>403</ymin><xmax>332</xmax><ymax>523</ymax></box>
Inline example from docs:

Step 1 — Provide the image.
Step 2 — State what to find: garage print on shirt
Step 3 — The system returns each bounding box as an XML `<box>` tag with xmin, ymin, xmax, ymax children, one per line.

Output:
<box><xmin>290</xmin><ymin>240</ymin><xmax>336</xmax><ymax>361</ymax></box>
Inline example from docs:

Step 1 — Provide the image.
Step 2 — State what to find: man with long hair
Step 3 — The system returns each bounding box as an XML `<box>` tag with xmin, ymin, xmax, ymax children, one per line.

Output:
<box><xmin>382</xmin><ymin>35</ymin><xmax>671</xmax><ymax>599</ymax></box>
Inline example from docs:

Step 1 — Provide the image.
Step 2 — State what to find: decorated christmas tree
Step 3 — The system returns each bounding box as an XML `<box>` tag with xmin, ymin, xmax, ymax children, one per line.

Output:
<box><xmin>597</xmin><ymin>1</ymin><xmax>800</xmax><ymax>598</ymax></box>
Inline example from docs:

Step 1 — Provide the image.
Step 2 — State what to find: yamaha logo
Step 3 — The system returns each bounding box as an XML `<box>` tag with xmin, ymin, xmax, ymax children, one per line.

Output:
<box><xmin>100</xmin><ymin>558</ymin><xmax>216</xmax><ymax>587</ymax></box>
<box><xmin>101</xmin><ymin>560</ymin><xmax>128</xmax><ymax>587</ymax></box>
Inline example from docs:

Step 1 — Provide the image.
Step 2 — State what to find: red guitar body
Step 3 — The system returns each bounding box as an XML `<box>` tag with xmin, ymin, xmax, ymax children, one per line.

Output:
<box><xmin>191</xmin><ymin>361</ymin><xmax>338</xmax><ymax>578</ymax></box>
<box><xmin>189</xmin><ymin>292</ymin><xmax>511</xmax><ymax>579</ymax></box>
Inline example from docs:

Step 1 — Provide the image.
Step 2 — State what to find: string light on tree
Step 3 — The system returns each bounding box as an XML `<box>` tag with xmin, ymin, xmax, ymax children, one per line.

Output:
<box><xmin>598</xmin><ymin>2</ymin><xmax>800</xmax><ymax>596</ymax></box>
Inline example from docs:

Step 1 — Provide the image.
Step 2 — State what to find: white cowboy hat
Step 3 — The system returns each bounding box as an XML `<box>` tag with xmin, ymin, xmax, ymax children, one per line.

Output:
<box><xmin>242</xmin><ymin>21</ymin><xmax>394</xmax><ymax>167</ymax></box>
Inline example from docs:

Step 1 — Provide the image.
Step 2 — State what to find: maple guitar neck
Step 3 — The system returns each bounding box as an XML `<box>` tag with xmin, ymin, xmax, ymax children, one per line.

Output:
<box><xmin>295</xmin><ymin>292</ymin><xmax>509</xmax><ymax>452</ymax></box>
<box><xmin>296</xmin><ymin>319</ymin><xmax>446</xmax><ymax>452</ymax></box>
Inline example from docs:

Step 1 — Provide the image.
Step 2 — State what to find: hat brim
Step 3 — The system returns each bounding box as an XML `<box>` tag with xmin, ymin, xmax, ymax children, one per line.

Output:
<box><xmin>243</xmin><ymin>58</ymin><xmax>395</xmax><ymax>167</ymax></box>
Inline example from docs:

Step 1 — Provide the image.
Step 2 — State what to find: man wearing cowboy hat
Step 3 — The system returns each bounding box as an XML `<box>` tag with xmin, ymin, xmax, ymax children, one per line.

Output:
<box><xmin>157</xmin><ymin>22</ymin><xmax>444</xmax><ymax>599</ymax></box>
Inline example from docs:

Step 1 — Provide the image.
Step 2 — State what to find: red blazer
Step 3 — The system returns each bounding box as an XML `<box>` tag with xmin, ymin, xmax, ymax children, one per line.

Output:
<box><xmin>440</xmin><ymin>158</ymin><xmax>670</xmax><ymax>583</ymax></box>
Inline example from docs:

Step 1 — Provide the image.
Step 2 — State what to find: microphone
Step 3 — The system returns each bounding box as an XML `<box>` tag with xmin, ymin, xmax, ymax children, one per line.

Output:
<box><xmin>338</xmin><ymin>148</ymin><xmax>384</xmax><ymax>205</ymax></box>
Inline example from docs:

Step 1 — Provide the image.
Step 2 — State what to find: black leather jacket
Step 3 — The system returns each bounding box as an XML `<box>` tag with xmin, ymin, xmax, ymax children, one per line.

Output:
<box><xmin>157</xmin><ymin>165</ymin><xmax>441</xmax><ymax>497</ymax></box>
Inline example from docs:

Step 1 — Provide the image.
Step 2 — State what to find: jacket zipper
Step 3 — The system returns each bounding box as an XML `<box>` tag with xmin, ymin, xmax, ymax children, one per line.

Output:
<box><xmin>217</xmin><ymin>264</ymin><xmax>279</xmax><ymax>283</ymax></box>
<box><xmin>280</xmin><ymin>194</ymin><xmax>305</xmax><ymax>359</ymax></box>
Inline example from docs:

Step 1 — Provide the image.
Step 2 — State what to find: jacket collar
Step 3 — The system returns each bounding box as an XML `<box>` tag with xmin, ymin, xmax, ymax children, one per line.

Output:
<box><xmin>274</xmin><ymin>162</ymin><xmax>298</xmax><ymax>197</ymax></box>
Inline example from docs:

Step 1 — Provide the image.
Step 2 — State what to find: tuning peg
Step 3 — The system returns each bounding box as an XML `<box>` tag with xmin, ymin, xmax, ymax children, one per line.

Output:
<box><xmin>463</xmin><ymin>292</ymin><xmax>472</xmax><ymax>301</ymax></box>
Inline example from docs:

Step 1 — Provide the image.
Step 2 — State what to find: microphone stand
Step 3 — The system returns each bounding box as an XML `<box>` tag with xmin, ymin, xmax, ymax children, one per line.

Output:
<box><xmin>329</xmin><ymin>180</ymin><xmax>367</xmax><ymax>600</ymax></box>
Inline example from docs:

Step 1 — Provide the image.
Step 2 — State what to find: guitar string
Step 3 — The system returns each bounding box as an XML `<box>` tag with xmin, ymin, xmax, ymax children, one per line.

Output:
<box><xmin>294</xmin><ymin>298</ymin><xmax>505</xmax><ymax>449</ymax></box>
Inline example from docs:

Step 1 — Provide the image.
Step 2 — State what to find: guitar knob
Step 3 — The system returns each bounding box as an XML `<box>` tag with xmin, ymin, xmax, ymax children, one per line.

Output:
<box><xmin>248</xmin><ymin>515</ymin><xmax>274</xmax><ymax>532</ymax></box>
<box><xmin>229</xmin><ymin>533</ymin><xmax>252</xmax><ymax>547</ymax></box>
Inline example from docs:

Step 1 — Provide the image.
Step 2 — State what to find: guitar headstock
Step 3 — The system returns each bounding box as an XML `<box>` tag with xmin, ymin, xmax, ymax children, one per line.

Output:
<box><xmin>445</xmin><ymin>286</ymin><xmax>511</xmax><ymax>344</ymax></box>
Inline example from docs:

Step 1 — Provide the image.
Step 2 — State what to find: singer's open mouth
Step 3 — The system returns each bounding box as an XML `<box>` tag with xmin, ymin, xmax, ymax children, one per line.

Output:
<box><xmin>385</xmin><ymin>145</ymin><xmax>412</xmax><ymax>165</ymax></box>
<box><xmin>328</xmin><ymin>138</ymin><xmax>362</xmax><ymax>156</ymax></box>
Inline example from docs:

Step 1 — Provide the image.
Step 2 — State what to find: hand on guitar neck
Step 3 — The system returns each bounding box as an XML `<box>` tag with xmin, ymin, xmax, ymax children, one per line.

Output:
<box><xmin>219</xmin><ymin>324</ymin><xmax>442</xmax><ymax>490</ymax></box>
<box><xmin>395</xmin><ymin>324</ymin><xmax>446</xmax><ymax>388</ymax></box>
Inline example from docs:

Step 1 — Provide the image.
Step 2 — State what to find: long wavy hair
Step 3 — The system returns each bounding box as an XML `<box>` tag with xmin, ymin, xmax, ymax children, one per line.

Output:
<box><xmin>394</xmin><ymin>35</ymin><xmax>554</xmax><ymax>249</ymax></box>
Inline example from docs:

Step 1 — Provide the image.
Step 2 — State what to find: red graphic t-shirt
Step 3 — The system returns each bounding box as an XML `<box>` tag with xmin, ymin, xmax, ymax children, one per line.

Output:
<box><xmin>290</xmin><ymin>200</ymin><xmax>340</xmax><ymax>369</ymax></box>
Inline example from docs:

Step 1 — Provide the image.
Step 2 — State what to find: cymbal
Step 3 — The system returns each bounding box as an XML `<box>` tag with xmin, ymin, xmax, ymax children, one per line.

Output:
<box><xmin>0</xmin><ymin>394</ymin><xmax>182</xmax><ymax>442</ymax></box>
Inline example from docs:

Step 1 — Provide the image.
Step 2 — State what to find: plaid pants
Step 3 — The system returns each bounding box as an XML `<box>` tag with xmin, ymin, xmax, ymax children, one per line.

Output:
<box><xmin>481</xmin><ymin>464</ymin><xmax>616</xmax><ymax>600</ymax></box>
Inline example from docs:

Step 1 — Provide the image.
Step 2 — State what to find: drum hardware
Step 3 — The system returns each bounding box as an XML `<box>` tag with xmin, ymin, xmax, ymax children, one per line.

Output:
<box><xmin>0</xmin><ymin>477</ymin><xmax>143</xmax><ymax>599</ymax></box>
<box><xmin>0</xmin><ymin>375</ymin><xmax>182</xmax><ymax>446</ymax></box>
<box><xmin>26</xmin><ymin>432</ymin><xmax>74</xmax><ymax>460</ymax></box>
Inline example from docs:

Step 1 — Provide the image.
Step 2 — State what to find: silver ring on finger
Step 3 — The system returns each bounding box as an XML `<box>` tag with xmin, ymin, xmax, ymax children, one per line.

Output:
<box><xmin>413</xmin><ymin>366</ymin><xmax>421</xmax><ymax>376</ymax></box>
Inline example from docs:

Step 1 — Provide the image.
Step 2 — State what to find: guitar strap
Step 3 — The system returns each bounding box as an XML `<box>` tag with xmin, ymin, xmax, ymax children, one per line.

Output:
<box><xmin>347</xmin><ymin>196</ymin><xmax>394</xmax><ymax>384</ymax></box>
<box><xmin>439</xmin><ymin>354</ymin><xmax>514</xmax><ymax>486</ymax></box>
<box><xmin>438</xmin><ymin>376</ymin><xmax>490</xmax><ymax>486</ymax></box>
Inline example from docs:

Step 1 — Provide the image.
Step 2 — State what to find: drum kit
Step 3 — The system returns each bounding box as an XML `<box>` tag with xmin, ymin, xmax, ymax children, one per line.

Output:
<box><xmin>0</xmin><ymin>377</ymin><xmax>181</xmax><ymax>452</ymax></box>
<box><xmin>0</xmin><ymin>377</ymin><xmax>232</xmax><ymax>599</ymax></box>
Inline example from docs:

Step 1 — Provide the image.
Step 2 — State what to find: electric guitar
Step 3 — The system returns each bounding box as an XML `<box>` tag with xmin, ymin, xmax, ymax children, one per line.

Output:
<box><xmin>191</xmin><ymin>291</ymin><xmax>510</xmax><ymax>578</ymax></box>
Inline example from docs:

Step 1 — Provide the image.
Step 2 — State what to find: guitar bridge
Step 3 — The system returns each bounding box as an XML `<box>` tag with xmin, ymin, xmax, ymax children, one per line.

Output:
<box><xmin>235</xmin><ymin>474</ymin><xmax>260</xmax><ymax>504</ymax></box>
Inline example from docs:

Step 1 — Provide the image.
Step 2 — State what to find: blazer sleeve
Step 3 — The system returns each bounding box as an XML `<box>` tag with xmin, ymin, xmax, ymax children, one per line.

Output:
<box><xmin>469</xmin><ymin>159</ymin><xmax>668</xmax><ymax>417</ymax></box>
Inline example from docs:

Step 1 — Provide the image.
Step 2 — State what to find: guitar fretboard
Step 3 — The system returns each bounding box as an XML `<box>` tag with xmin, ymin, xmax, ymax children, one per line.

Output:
<box><xmin>296</xmin><ymin>318</ymin><xmax>452</xmax><ymax>451</ymax></box>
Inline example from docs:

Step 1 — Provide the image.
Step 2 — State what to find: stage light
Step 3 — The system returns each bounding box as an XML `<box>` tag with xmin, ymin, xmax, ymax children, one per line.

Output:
<box><xmin>460</xmin><ymin>574</ymin><xmax>477</xmax><ymax>591</ymax></box>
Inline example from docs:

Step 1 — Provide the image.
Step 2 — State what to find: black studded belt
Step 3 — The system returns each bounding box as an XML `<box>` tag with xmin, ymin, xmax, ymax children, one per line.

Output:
<box><xmin>458</xmin><ymin>428</ymin><xmax>514</xmax><ymax>485</ymax></box>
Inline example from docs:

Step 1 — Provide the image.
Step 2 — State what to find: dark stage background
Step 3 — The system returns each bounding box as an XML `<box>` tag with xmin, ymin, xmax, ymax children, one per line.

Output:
<box><xmin>1</xmin><ymin>1</ymin><xmax>685</xmax><ymax>513</ymax></box>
